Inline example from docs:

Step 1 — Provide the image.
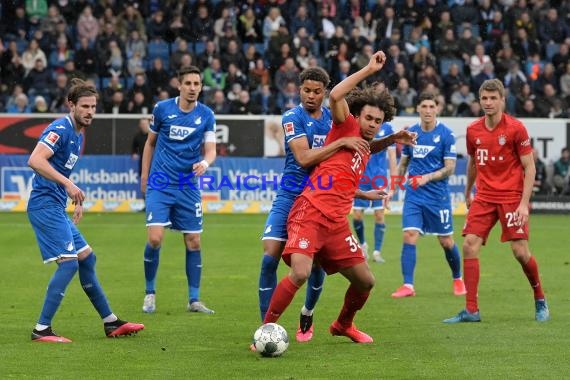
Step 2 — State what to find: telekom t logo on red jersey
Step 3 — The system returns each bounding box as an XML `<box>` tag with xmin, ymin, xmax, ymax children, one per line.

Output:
<box><xmin>351</xmin><ymin>152</ymin><xmax>363</xmax><ymax>174</ymax></box>
<box><xmin>476</xmin><ymin>149</ymin><xmax>489</xmax><ymax>165</ymax></box>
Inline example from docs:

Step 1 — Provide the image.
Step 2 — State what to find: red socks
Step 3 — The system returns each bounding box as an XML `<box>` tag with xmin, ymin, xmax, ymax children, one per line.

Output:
<box><xmin>336</xmin><ymin>284</ymin><xmax>370</xmax><ymax>328</ymax></box>
<box><xmin>521</xmin><ymin>256</ymin><xmax>545</xmax><ymax>300</ymax></box>
<box><xmin>464</xmin><ymin>258</ymin><xmax>480</xmax><ymax>313</ymax></box>
<box><xmin>263</xmin><ymin>276</ymin><xmax>300</xmax><ymax>324</ymax></box>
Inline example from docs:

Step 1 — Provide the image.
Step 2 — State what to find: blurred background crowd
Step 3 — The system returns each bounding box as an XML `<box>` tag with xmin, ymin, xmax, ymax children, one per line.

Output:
<box><xmin>0</xmin><ymin>0</ymin><xmax>569</xmax><ymax>118</ymax></box>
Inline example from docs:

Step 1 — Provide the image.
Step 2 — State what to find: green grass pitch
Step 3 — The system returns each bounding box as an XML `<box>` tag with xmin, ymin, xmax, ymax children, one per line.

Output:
<box><xmin>1</xmin><ymin>213</ymin><xmax>568</xmax><ymax>379</ymax></box>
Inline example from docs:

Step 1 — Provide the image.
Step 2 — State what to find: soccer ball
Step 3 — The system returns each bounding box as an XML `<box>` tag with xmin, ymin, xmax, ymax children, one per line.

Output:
<box><xmin>253</xmin><ymin>323</ymin><xmax>289</xmax><ymax>357</ymax></box>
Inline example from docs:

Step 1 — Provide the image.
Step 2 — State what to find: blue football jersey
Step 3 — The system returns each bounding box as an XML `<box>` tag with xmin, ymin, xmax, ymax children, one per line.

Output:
<box><xmin>280</xmin><ymin>105</ymin><xmax>332</xmax><ymax>194</ymax></box>
<box><xmin>401</xmin><ymin>121</ymin><xmax>457</xmax><ymax>202</ymax></box>
<box><xmin>28</xmin><ymin>115</ymin><xmax>82</xmax><ymax>209</ymax></box>
<box><xmin>149</xmin><ymin>97</ymin><xmax>216</xmax><ymax>185</ymax></box>
<box><xmin>362</xmin><ymin>122</ymin><xmax>395</xmax><ymax>184</ymax></box>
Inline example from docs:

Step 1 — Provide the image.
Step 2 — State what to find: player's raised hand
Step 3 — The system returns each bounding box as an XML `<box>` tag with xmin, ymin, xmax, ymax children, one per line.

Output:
<box><xmin>367</xmin><ymin>51</ymin><xmax>387</xmax><ymax>72</ymax></box>
<box><xmin>65</xmin><ymin>181</ymin><xmax>85</xmax><ymax>205</ymax></box>
<box><xmin>393</xmin><ymin>130</ymin><xmax>417</xmax><ymax>146</ymax></box>
<box><xmin>339</xmin><ymin>136</ymin><xmax>370</xmax><ymax>156</ymax></box>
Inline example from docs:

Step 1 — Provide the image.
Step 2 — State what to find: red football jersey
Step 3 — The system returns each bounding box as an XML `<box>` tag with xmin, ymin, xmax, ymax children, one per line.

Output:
<box><xmin>300</xmin><ymin>114</ymin><xmax>370</xmax><ymax>221</ymax></box>
<box><xmin>466</xmin><ymin>113</ymin><xmax>532</xmax><ymax>203</ymax></box>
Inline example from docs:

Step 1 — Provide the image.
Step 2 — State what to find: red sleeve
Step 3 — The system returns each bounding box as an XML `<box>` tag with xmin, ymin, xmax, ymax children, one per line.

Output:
<box><xmin>466</xmin><ymin>124</ymin><xmax>475</xmax><ymax>156</ymax></box>
<box><xmin>514</xmin><ymin>122</ymin><xmax>533</xmax><ymax>157</ymax></box>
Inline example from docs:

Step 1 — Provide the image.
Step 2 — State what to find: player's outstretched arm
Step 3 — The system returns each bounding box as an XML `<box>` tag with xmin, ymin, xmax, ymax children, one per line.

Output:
<box><xmin>290</xmin><ymin>136</ymin><xmax>370</xmax><ymax>168</ymax></box>
<box><xmin>370</xmin><ymin>130</ymin><xmax>417</xmax><ymax>154</ymax></box>
<box><xmin>28</xmin><ymin>143</ymin><xmax>85</xmax><ymax>205</ymax></box>
<box><xmin>329</xmin><ymin>51</ymin><xmax>387</xmax><ymax>125</ymax></box>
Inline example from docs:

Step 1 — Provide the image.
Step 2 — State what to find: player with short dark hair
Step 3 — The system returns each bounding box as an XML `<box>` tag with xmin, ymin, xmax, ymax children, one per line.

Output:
<box><xmin>27</xmin><ymin>78</ymin><xmax>144</xmax><ymax>342</ymax></box>
<box><xmin>256</xmin><ymin>66</ymin><xmax>371</xmax><ymax>343</ymax></box>
<box><xmin>391</xmin><ymin>92</ymin><xmax>466</xmax><ymax>298</ymax></box>
<box><xmin>262</xmin><ymin>51</ymin><xmax>417</xmax><ymax>343</ymax></box>
<box><xmin>444</xmin><ymin>79</ymin><xmax>549</xmax><ymax>323</ymax></box>
<box><xmin>141</xmin><ymin>66</ymin><xmax>216</xmax><ymax>314</ymax></box>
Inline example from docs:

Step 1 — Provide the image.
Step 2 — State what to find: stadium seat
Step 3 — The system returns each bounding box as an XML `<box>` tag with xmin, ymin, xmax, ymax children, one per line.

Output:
<box><xmin>148</xmin><ymin>40</ymin><xmax>170</xmax><ymax>62</ymax></box>
<box><xmin>545</xmin><ymin>43</ymin><xmax>560</xmax><ymax>61</ymax></box>
<box><xmin>439</xmin><ymin>58</ymin><xmax>464</xmax><ymax>76</ymax></box>
<box><xmin>194</xmin><ymin>41</ymin><xmax>206</xmax><ymax>55</ymax></box>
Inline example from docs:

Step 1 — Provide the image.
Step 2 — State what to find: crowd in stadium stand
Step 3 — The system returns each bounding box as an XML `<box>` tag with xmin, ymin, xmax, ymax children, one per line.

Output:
<box><xmin>0</xmin><ymin>0</ymin><xmax>568</xmax><ymax>118</ymax></box>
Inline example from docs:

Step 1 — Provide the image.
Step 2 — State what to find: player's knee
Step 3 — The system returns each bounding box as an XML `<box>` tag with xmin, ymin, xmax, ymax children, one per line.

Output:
<box><xmin>263</xmin><ymin>240</ymin><xmax>284</xmax><ymax>259</ymax></box>
<box><xmin>147</xmin><ymin>234</ymin><xmax>163</xmax><ymax>248</ymax></box>
<box><xmin>511</xmin><ymin>240</ymin><xmax>530</xmax><ymax>263</ymax></box>
<box><xmin>438</xmin><ymin>236</ymin><xmax>454</xmax><ymax>249</ymax></box>
<box><xmin>78</xmin><ymin>252</ymin><xmax>96</xmax><ymax>269</ymax></box>
<box><xmin>77</xmin><ymin>247</ymin><xmax>93</xmax><ymax>261</ymax></box>
<box><xmin>289</xmin><ymin>267</ymin><xmax>310</xmax><ymax>286</ymax></box>
<box><xmin>403</xmin><ymin>230</ymin><xmax>419</xmax><ymax>244</ymax></box>
<box><xmin>462</xmin><ymin>237</ymin><xmax>479</xmax><ymax>258</ymax></box>
<box><xmin>184</xmin><ymin>233</ymin><xmax>201</xmax><ymax>250</ymax></box>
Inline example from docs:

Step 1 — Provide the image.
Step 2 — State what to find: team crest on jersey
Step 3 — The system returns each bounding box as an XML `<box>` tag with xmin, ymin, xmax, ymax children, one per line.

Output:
<box><xmin>194</xmin><ymin>117</ymin><xmax>202</xmax><ymax>125</ymax></box>
<box><xmin>169</xmin><ymin>125</ymin><xmax>196</xmax><ymax>140</ymax></box>
<box><xmin>433</xmin><ymin>135</ymin><xmax>441</xmax><ymax>143</ymax></box>
<box><xmin>284</xmin><ymin>122</ymin><xmax>294</xmax><ymax>136</ymax></box>
<box><xmin>298</xmin><ymin>238</ymin><xmax>310</xmax><ymax>249</ymax></box>
<box><xmin>44</xmin><ymin>131</ymin><xmax>60</xmax><ymax>146</ymax></box>
<box><xmin>498</xmin><ymin>134</ymin><xmax>507</xmax><ymax>146</ymax></box>
<box><xmin>412</xmin><ymin>145</ymin><xmax>436</xmax><ymax>158</ymax></box>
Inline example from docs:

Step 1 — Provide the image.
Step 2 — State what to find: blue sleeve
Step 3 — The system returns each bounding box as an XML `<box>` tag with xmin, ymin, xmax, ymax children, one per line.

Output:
<box><xmin>443</xmin><ymin>129</ymin><xmax>457</xmax><ymax>160</ymax></box>
<box><xmin>150</xmin><ymin>103</ymin><xmax>161</xmax><ymax>134</ymax></box>
<box><xmin>207</xmin><ymin>109</ymin><xmax>216</xmax><ymax>133</ymax></box>
<box><xmin>38</xmin><ymin>123</ymin><xmax>67</xmax><ymax>154</ymax></box>
<box><xmin>283</xmin><ymin>110</ymin><xmax>306</xmax><ymax>144</ymax></box>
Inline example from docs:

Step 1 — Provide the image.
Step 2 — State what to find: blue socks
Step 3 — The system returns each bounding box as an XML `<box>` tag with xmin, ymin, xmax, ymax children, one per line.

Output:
<box><xmin>258</xmin><ymin>254</ymin><xmax>279</xmax><ymax>321</ymax></box>
<box><xmin>304</xmin><ymin>266</ymin><xmax>325</xmax><ymax>311</ymax></box>
<box><xmin>38</xmin><ymin>260</ymin><xmax>78</xmax><ymax>326</ymax></box>
<box><xmin>401</xmin><ymin>243</ymin><xmax>417</xmax><ymax>285</ymax></box>
<box><xmin>353</xmin><ymin>219</ymin><xmax>365</xmax><ymax>243</ymax></box>
<box><xmin>444</xmin><ymin>244</ymin><xmax>462</xmax><ymax>279</ymax></box>
<box><xmin>144</xmin><ymin>243</ymin><xmax>160</xmax><ymax>294</ymax></box>
<box><xmin>374</xmin><ymin>223</ymin><xmax>386</xmax><ymax>251</ymax></box>
<box><xmin>186</xmin><ymin>249</ymin><xmax>202</xmax><ymax>303</ymax></box>
<box><xmin>79</xmin><ymin>253</ymin><xmax>112</xmax><ymax>319</ymax></box>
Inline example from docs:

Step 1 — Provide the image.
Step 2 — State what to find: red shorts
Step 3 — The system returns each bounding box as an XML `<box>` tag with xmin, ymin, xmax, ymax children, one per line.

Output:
<box><xmin>283</xmin><ymin>197</ymin><xmax>365</xmax><ymax>274</ymax></box>
<box><xmin>462</xmin><ymin>199</ymin><xmax>529</xmax><ymax>244</ymax></box>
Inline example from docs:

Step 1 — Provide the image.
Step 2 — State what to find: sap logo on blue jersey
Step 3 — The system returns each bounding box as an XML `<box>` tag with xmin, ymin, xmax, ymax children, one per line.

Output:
<box><xmin>64</xmin><ymin>153</ymin><xmax>79</xmax><ymax>169</ymax></box>
<box><xmin>412</xmin><ymin>145</ymin><xmax>436</xmax><ymax>158</ymax></box>
<box><xmin>169</xmin><ymin>125</ymin><xmax>196</xmax><ymax>140</ymax></box>
<box><xmin>312</xmin><ymin>134</ymin><xmax>327</xmax><ymax>148</ymax></box>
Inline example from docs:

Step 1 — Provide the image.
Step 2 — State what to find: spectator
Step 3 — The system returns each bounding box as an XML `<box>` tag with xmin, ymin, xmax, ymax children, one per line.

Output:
<box><xmin>206</xmin><ymin>89</ymin><xmax>231</xmax><ymax>114</ymax></box>
<box><xmin>517</xmin><ymin>98</ymin><xmax>540</xmax><ymax>118</ymax></box>
<box><xmin>21</xmin><ymin>39</ymin><xmax>47</xmax><ymax>75</ymax></box>
<box><xmin>75</xmin><ymin>37</ymin><xmax>99</xmax><ymax>78</ymax></box>
<box><xmin>49</xmin><ymin>73</ymin><xmax>69</xmax><ymax>113</ymax></box>
<box><xmin>450</xmin><ymin>82</ymin><xmax>476</xmax><ymax>115</ymax></box>
<box><xmin>202</xmin><ymin>57</ymin><xmax>226</xmax><ymax>92</ymax></box>
<box><xmin>170</xmin><ymin>39</ymin><xmax>193</xmax><ymax>73</ymax></box>
<box><xmin>262</xmin><ymin>7</ymin><xmax>285</xmax><ymax>45</ymax></box>
<box><xmin>49</xmin><ymin>36</ymin><xmax>74</xmax><ymax>74</ymax></box>
<box><xmin>512</xmin><ymin>27</ymin><xmax>540</xmax><ymax>65</ymax></box>
<box><xmin>552</xmin><ymin>42</ymin><xmax>569</xmax><ymax>77</ymax></box>
<box><xmin>289</xmin><ymin>5</ymin><xmax>316</xmax><ymax>36</ymax></box>
<box><xmin>533</xmin><ymin>63</ymin><xmax>559</xmax><ymax>95</ymax></box>
<box><xmin>105</xmin><ymin>40</ymin><xmax>124</xmax><ymax>77</ymax></box>
<box><xmin>276</xmin><ymin>81</ymin><xmax>300</xmax><ymax>113</ymax></box>
<box><xmin>252</xmin><ymin>84</ymin><xmax>278</xmax><ymax>115</ymax></box>
<box><xmin>355</xmin><ymin>11</ymin><xmax>377</xmax><ymax>45</ymax></box>
<box><xmin>553</xmin><ymin>148</ymin><xmax>570</xmax><ymax>195</ymax></box>
<box><xmin>412</xmin><ymin>46</ymin><xmax>438</xmax><ymax>75</ymax></box>
<box><xmin>116</xmin><ymin>3</ymin><xmax>146</xmax><ymax>41</ymax></box>
<box><xmin>7</xmin><ymin>93</ymin><xmax>31</xmax><ymax>113</ymax></box>
<box><xmin>225</xmin><ymin>63</ymin><xmax>248</xmax><ymax>92</ymax></box>
<box><xmin>533</xmin><ymin>148</ymin><xmax>549</xmax><ymax>195</ymax></box>
<box><xmin>460</xmin><ymin>99</ymin><xmax>484</xmax><ymax>117</ymax></box>
<box><xmin>442</xmin><ymin>63</ymin><xmax>466</xmax><ymax>101</ymax></box>
<box><xmin>433</xmin><ymin>10</ymin><xmax>454</xmax><ymax>41</ymax></box>
<box><xmin>534</xmin><ymin>83</ymin><xmax>568</xmax><ymax>118</ymax></box>
<box><xmin>128</xmin><ymin>73</ymin><xmax>153</xmax><ymax>103</ymax></box>
<box><xmin>495</xmin><ymin>46</ymin><xmax>519</xmax><ymax>81</ymax></box>
<box><xmin>40</xmin><ymin>5</ymin><xmax>65</xmax><ymax>37</ymax></box>
<box><xmin>31</xmin><ymin>95</ymin><xmax>49</xmax><ymax>113</ymax></box>
<box><xmin>1</xmin><ymin>47</ymin><xmax>26</xmax><ymax>93</ymax></box>
<box><xmin>196</xmin><ymin>40</ymin><xmax>219</xmax><ymax>70</ymax></box>
<box><xmin>191</xmin><ymin>4</ymin><xmax>215</xmax><ymax>43</ymax></box>
<box><xmin>436</xmin><ymin>93</ymin><xmax>455</xmax><ymax>117</ymax></box>
<box><xmin>435</xmin><ymin>28</ymin><xmax>460</xmax><ymax>60</ymax></box>
<box><xmin>560</xmin><ymin>62</ymin><xmax>570</xmax><ymax>102</ymax></box>
<box><xmin>391</xmin><ymin>78</ymin><xmax>417</xmax><ymax>116</ymax></box>
<box><xmin>538</xmin><ymin>8</ymin><xmax>567</xmax><ymax>45</ymax></box>
<box><xmin>274</xmin><ymin>57</ymin><xmax>300</xmax><ymax>94</ymax></box>
<box><xmin>417</xmin><ymin>64</ymin><xmax>442</xmax><ymax>92</ymax></box>
<box><xmin>146</xmin><ymin>57</ymin><xmax>170</xmax><ymax>97</ymax></box>
<box><xmin>76</xmin><ymin>5</ymin><xmax>99</xmax><ymax>44</ymax></box>
<box><xmin>515</xmin><ymin>83</ymin><xmax>537</xmax><ymax>115</ymax></box>
<box><xmin>248</xmin><ymin>58</ymin><xmax>271</xmax><ymax>91</ymax></box>
<box><xmin>221</xmin><ymin>39</ymin><xmax>247</xmax><ymax>73</ymax></box>
<box><xmin>351</xmin><ymin>44</ymin><xmax>374</xmax><ymax>73</ymax></box>
<box><xmin>126</xmin><ymin>30</ymin><xmax>146</xmax><ymax>60</ymax></box>
<box><xmin>24</xmin><ymin>59</ymin><xmax>53</xmax><ymax>100</ymax></box>
<box><xmin>131</xmin><ymin>117</ymin><xmax>149</xmax><ymax>179</ymax></box>
<box><xmin>238</xmin><ymin>6</ymin><xmax>262</xmax><ymax>44</ymax></box>
<box><xmin>243</xmin><ymin>44</ymin><xmax>262</xmax><ymax>72</ymax></box>
<box><xmin>230</xmin><ymin>90</ymin><xmax>261</xmax><ymax>114</ymax></box>
<box><xmin>146</xmin><ymin>10</ymin><xmax>168</xmax><ymax>41</ymax></box>
<box><xmin>214</xmin><ymin>7</ymin><xmax>235</xmax><ymax>46</ymax></box>
<box><xmin>472</xmin><ymin>62</ymin><xmax>496</xmax><ymax>93</ymax></box>
<box><xmin>105</xmin><ymin>89</ymin><xmax>129</xmax><ymax>113</ymax></box>
<box><xmin>128</xmin><ymin>91</ymin><xmax>152</xmax><ymax>114</ymax></box>
<box><xmin>469</xmin><ymin>43</ymin><xmax>492</xmax><ymax>78</ymax></box>
<box><xmin>457</xmin><ymin>26</ymin><xmax>479</xmax><ymax>66</ymax></box>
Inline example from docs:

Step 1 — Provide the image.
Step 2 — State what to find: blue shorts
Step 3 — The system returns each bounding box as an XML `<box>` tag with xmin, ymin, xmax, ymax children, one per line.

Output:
<box><xmin>262</xmin><ymin>192</ymin><xmax>296</xmax><ymax>241</ymax></box>
<box><xmin>27</xmin><ymin>206</ymin><xmax>89</xmax><ymax>263</ymax></box>
<box><xmin>145</xmin><ymin>186</ymin><xmax>203</xmax><ymax>233</ymax></box>
<box><xmin>402</xmin><ymin>198</ymin><xmax>453</xmax><ymax>235</ymax></box>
